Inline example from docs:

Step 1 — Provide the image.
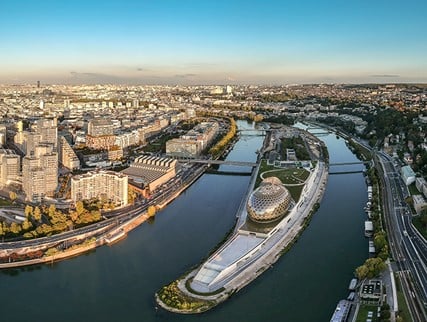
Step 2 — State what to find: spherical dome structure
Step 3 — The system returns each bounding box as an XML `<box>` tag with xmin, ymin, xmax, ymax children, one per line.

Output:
<box><xmin>247</xmin><ymin>177</ymin><xmax>291</xmax><ymax>223</ymax></box>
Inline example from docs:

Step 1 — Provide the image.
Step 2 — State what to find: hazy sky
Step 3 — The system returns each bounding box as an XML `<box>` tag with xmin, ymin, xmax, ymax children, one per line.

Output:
<box><xmin>1</xmin><ymin>0</ymin><xmax>426</xmax><ymax>85</ymax></box>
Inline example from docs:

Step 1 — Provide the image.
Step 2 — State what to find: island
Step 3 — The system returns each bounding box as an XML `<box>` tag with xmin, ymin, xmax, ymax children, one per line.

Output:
<box><xmin>155</xmin><ymin>124</ymin><xmax>329</xmax><ymax>313</ymax></box>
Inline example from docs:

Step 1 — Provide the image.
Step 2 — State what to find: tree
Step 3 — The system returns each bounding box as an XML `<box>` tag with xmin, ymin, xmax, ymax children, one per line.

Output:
<box><xmin>374</xmin><ymin>231</ymin><xmax>387</xmax><ymax>250</ymax></box>
<box><xmin>76</xmin><ymin>201</ymin><xmax>85</xmax><ymax>216</ymax></box>
<box><xmin>147</xmin><ymin>205</ymin><xmax>157</xmax><ymax>217</ymax></box>
<box><xmin>22</xmin><ymin>220</ymin><xmax>32</xmax><ymax>230</ymax></box>
<box><xmin>355</xmin><ymin>257</ymin><xmax>386</xmax><ymax>279</ymax></box>
<box><xmin>24</xmin><ymin>205</ymin><xmax>33</xmax><ymax>218</ymax></box>
<box><xmin>33</xmin><ymin>206</ymin><xmax>42</xmax><ymax>221</ymax></box>
<box><xmin>128</xmin><ymin>188</ymin><xmax>137</xmax><ymax>204</ymax></box>
<box><xmin>2</xmin><ymin>222</ymin><xmax>9</xmax><ymax>235</ymax></box>
<box><xmin>48</xmin><ymin>204</ymin><xmax>56</xmax><ymax>218</ymax></box>
<box><xmin>9</xmin><ymin>191</ymin><xmax>17</xmax><ymax>203</ymax></box>
<box><xmin>10</xmin><ymin>222</ymin><xmax>22</xmax><ymax>234</ymax></box>
<box><xmin>69</xmin><ymin>210</ymin><xmax>79</xmax><ymax>223</ymax></box>
<box><xmin>355</xmin><ymin>264</ymin><xmax>370</xmax><ymax>280</ymax></box>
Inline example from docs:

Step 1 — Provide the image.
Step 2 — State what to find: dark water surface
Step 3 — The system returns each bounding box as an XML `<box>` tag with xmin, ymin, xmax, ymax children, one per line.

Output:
<box><xmin>0</xmin><ymin>121</ymin><xmax>367</xmax><ymax>322</ymax></box>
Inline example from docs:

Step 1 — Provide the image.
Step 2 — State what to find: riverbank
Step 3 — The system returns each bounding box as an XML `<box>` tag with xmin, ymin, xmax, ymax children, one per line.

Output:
<box><xmin>156</xmin><ymin>126</ymin><xmax>329</xmax><ymax>314</ymax></box>
<box><xmin>0</xmin><ymin>164</ymin><xmax>209</xmax><ymax>269</ymax></box>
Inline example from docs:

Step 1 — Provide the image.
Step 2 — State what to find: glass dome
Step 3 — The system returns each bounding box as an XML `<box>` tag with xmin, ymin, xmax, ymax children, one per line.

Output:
<box><xmin>247</xmin><ymin>177</ymin><xmax>291</xmax><ymax>223</ymax></box>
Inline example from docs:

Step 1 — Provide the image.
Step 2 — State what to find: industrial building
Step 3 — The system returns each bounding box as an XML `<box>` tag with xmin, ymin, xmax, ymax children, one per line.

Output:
<box><xmin>121</xmin><ymin>155</ymin><xmax>178</xmax><ymax>192</ymax></box>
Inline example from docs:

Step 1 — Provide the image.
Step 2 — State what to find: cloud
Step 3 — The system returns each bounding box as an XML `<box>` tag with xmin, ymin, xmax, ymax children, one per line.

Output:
<box><xmin>370</xmin><ymin>74</ymin><xmax>400</xmax><ymax>78</ymax></box>
<box><xmin>174</xmin><ymin>73</ymin><xmax>198</xmax><ymax>78</ymax></box>
<box><xmin>68</xmin><ymin>71</ymin><xmax>123</xmax><ymax>84</ymax></box>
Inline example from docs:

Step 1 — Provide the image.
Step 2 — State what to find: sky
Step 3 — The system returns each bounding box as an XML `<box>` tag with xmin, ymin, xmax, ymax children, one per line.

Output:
<box><xmin>1</xmin><ymin>0</ymin><xmax>427</xmax><ymax>85</ymax></box>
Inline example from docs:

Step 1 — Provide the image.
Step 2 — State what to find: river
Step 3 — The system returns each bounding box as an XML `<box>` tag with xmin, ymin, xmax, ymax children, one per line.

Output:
<box><xmin>0</xmin><ymin>121</ymin><xmax>367</xmax><ymax>322</ymax></box>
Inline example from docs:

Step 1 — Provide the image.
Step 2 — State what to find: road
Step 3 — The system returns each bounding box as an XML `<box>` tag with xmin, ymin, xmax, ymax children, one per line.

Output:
<box><xmin>376</xmin><ymin>151</ymin><xmax>427</xmax><ymax>321</ymax></box>
<box><xmin>0</xmin><ymin>163</ymin><xmax>206</xmax><ymax>256</ymax></box>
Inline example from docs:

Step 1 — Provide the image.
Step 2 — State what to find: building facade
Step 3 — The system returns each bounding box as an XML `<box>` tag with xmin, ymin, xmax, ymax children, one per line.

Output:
<box><xmin>22</xmin><ymin>145</ymin><xmax>58</xmax><ymax>201</ymax></box>
<box><xmin>0</xmin><ymin>149</ymin><xmax>20</xmax><ymax>186</ymax></box>
<box><xmin>401</xmin><ymin>165</ymin><xmax>416</xmax><ymax>186</ymax></box>
<box><xmin>71</xmin><ymin>170</ymin><xmax>128</xmax><ymax>207</ymax></box>
<box><xmin>87</xmin><ymin>118</ymin><xmax>114</xmax><ymax>136</ymax></box>
<box><xmin>415</xmin><ymin>177</ymin><xmax>427</xmax><ymax>198</ymax></box>
<box><xmin>166</xmin><ymin>121</ymin><xmax>219</xmax><ymax>158</ymax></box>
<box><xmin>59</xmin><ymin>136</ymin><xmax>80</xmax><ymax>170</ymax></box>
<box><xmin>122</xmin><ymin>155</ymin><xmax>178</xmax><ymax>192</ymax></box>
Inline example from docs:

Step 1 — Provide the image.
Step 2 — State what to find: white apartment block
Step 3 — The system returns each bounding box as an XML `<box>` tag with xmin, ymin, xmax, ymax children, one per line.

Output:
<box><xmin>22</xmin><ymin>144</ymin><xmax>58</xmax><ymax>201</ymax></box>
<box><xmin>71</xmin><ymin>170</ymin><xmax>128</xmax><ymax>207</ymax></box>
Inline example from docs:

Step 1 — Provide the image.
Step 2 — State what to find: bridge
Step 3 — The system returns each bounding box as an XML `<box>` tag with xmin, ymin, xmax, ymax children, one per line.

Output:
<box><xmin>329</xmin><ymin>161</ymin><xmax>366</xmax><ymax>166</ymax></box>
<box><xmin>329</xmin><ymin>170</ymin><xmax>365</xmax><ymax>175</ymax></box>
<box><xmin>185</xmin><ymin>159</ymin><xmax>258</xmax><ymax>167</ymax></box>
<box><xmin>237</xmin><ymin>129</ymin><xmax>267</xmax><ymax>136</ymax></box>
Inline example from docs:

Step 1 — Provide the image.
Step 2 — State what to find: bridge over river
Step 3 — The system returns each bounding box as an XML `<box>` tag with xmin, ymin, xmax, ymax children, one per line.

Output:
<box><xmin>186</xmin><ymin>159</ymin><xmax>258</xmax><ymax>167</ymax></box>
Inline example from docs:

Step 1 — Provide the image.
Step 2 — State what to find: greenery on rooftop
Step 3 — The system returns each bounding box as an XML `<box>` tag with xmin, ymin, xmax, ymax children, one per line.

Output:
<box><xmin>156</xmin><ymin>280</ymin><xmax>215</xmax><ymax>313</ymax></box>
<box><xmin>255</xmin><ymin>160</ymin><xmax>310</xmax><ymax>201</ymax></box>
<box><xmin>280</xmin><ymin>136</ymin><xmax>310</xmax><ymax>160</ymax></box>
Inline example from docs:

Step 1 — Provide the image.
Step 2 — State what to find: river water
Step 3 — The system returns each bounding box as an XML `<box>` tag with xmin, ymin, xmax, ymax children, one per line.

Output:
<box><xmin>0</xmin><ymin>121</ymin><xmax>368</xmax><ymax>322</ymax></box>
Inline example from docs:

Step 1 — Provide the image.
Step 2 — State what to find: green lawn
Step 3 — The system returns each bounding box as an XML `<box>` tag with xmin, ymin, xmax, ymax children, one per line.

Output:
<box><xmin>408</xmin><ymin>183</ymin><xmax>420</xmax><ymax>196</ymax></box>
<box><xmin>355</xmin><ymin>305</ymin><xmax>379</xmax><ymax>322</ymax></box>
<box><xmin>255</xmin><ymin>160</ymin><xmax>276</xmax><ymax>187</ymax></box>
<box><xmin>286</xmin><ymin>185</ymin><xmax>304</xmax><ymax>202</ymax></box>
<box><xmin>255</xmin><ymin>160</ymin><xmax>310</xmax><ymax>201</ymax></box>
<box><xmin>412</xmin><ymin>217</ymin><xmax>427</xmax><ymax>239</ymax></box>
<box><xmin>262</xmin><ymin>168</ymin><xmax>310</xmax><ymax>185</ymax></box>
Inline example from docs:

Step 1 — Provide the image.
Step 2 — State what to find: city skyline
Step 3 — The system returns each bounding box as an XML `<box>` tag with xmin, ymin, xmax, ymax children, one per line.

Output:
<box><xmin>1</xmin><ymin>0</ymin><xmax>427</xmax><ymax>85</ymax></box>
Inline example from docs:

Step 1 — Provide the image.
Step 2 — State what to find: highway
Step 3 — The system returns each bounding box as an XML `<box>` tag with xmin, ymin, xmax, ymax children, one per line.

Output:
<box><xmin>376</xmin><ymin>151</ymin><xmax>427</xmax><ymax>321</ymax></box>
<box><xmin>0</xmin><ymin>163</ymin><xmax>206</xmax><ymax>257</ymax></box>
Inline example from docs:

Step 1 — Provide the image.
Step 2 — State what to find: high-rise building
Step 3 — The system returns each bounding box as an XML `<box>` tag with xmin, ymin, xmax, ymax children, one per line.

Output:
<box><xmin>0</xmin><ymin>149</ymin><xmax>20</xmax><ymax>186</ymax></box>
<box><xmin>87</xmin><ymin>118</ymin><xmax>114</xmax><ymax>137</ymax></box>
<box><xmin>37</xmin><ymin>80</ymin><xmax>40</xmax><ymax>88</ymax></box>
<box><xmin>15</xmin><ymin>118</ymin><xmax>58</xmax><ymax>155</ymax></box>
<box><xmin>59</xmin><ymin>136</ymin><xmax>80</xmax><ymax>170</ymax></box>
<box><xmin>31</xmin><ymin>118</ymin><xmax>58</xmax><ymax>149</ymax></box>
<box><xmin>86</xmin><ymin>118</ymin><xmax>116</xmax><ymax>150</ymax></box>
<box><xmin>71</xmin><ymin>170</ymin><xmax>128</xmax><ymax>207</ymax></box>
<box><xmin>166</xmin><ymin>121</ymin><xmax>219</xmax><ymax>158</ymax></box>
<box><xmin>22</xmin><ymin>144</ymin><xmax>58</xmax><ymax>201</ymax></box>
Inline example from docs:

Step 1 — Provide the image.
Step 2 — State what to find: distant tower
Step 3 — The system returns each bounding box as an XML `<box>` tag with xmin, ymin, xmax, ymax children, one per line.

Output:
<box><xmin>40</xmin><ymin>100</ymin><xmax>45</xmax><ymax>110</ymax></box>
<box><xmin>37</xmin><ymin>80</ymin><xmax>40</xmax><ymax>88</ymax></box>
